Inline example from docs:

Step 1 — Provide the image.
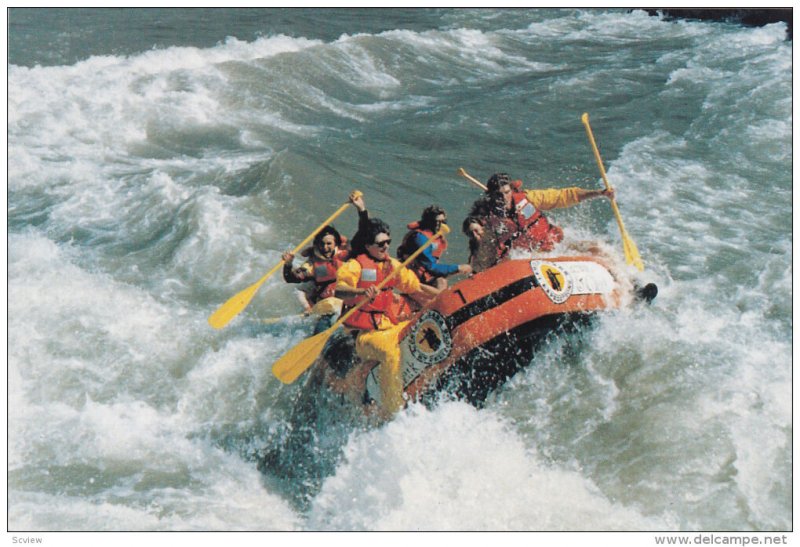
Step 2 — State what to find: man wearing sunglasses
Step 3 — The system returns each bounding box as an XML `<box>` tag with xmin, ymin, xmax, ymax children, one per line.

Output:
<box><xmin>336</xmin><ymin>217</ymin><xmax>437</xmax><ymax>419</ymax></box>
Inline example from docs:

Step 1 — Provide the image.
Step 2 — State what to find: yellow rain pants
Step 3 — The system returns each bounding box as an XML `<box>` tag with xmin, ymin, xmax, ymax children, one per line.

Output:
<box><xmin>353</xmin><ymin>320</ymin><xmax>410</xmax><ymax>418</ymax></box>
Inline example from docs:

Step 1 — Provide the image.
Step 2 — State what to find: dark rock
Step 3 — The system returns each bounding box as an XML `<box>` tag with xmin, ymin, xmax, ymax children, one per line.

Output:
<box><xmin>643</xmin><ymin>8</ymin><xmax>792</xmax><ymax>40</ymax></box>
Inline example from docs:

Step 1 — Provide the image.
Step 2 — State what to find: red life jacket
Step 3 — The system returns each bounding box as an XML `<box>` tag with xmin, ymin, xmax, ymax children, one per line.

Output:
<box><xmin>506</xmin><ymin>190</ymin><xmax>564</xmax><ymax>252</ymax></box>
<box><xmin>308</xmin><ymin>248</ymin><xmax>348</xmax><ymax>302</ymax></box>
<box><xmin>343</xmin><ymin>254</ymin><xmax>400</xmax><ymax>330</ymax></box>
<box><xmin>398</xmin><ymin>223</ymin><xmax>449</xmax><ymax>283</ymax></box>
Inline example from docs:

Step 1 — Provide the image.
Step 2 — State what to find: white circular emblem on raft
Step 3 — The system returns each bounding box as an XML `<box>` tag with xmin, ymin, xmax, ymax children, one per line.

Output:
<box><xmin>408</xmin><ymin>310</ymin><xmax>453</xmax><ymax>365</ymax></box>
<box><xmin>530</xmin><ymin>260</ymin><xmax>573</xmax><ymax>304</ymax></box>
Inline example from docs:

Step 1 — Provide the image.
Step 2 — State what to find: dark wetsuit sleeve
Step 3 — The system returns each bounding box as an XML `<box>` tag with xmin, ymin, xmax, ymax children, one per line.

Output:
<box><xmin>349</xmin><ymin>208</ymin><xmax>371</xmax><ymax>254</ymax></box>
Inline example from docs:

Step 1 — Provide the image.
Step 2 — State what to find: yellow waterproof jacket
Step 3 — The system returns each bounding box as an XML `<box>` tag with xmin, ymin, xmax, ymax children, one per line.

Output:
<box><xmin>524</xmin><ymin>187</ymin><xmax>584</xmax><ymax>211</ymax></box>
<box><xmin>336</xmin><ymin>256</ymin><xmax>421</xmax><ymax>330</ymax></box>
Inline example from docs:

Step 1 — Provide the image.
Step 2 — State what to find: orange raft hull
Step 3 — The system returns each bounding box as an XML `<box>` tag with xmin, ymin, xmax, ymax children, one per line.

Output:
<box><xmin>320</xmin><ymin>256</ymin><xmax>632</xmax><ymax>409</ymax></box>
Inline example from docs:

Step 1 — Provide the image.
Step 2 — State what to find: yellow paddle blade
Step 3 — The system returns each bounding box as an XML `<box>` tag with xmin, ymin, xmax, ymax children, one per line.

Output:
<box><xmin>208</xmin><ymin>266</ymin><xmax>279</xmax><ymax>330</ymax></box>
<box><xmin>271</xmin><ymin>327</ymin><xmax>334</xmax><ymax>384</ymax></box>
<box><xmin>208</xmin><ymin>278</ymin><xmax>265</xmax><ymax>329</ymax></box>
<box><xmin>622</xmin><ymin>233</ymin><xmax>644</xmax><ymax>271</ymax></box>
<box><xmin>608</xmin><ymin>199</ymin><xmax>645</xmax><ymax>271</ymax></box>
<box><xmin>310</xmin><ymin>297</ymin><xmax>343</xmax><ymax>316</ymax></box>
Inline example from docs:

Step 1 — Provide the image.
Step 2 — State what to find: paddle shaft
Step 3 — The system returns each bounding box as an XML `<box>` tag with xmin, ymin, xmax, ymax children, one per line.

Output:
<box><xmin>458</xmin><ymin>168</ymin><xmax>488</xmax><ymax>191</ymax></box>
<box><xmin>581</xmin><ymin>114</ymin><xmax>625</xmax><ymax>222</ymax></box>
<box><xmin>262</xmin><ymin>314</ymin><xmax>302</xmax><ymax>325</ymax></box>
<box><xmin>256</xmin><ymin>199</ymin><xmax>355</xmax><ymax>290</ymax></box>
<box><xmin>581</xmin><ymin>113</ymin><xmax>644</xmax><ymax>271</ymax></box>
<box><xmin>208</xmin><ymin>192</ymin><xmax>361</xmax><ymax>329</ymax></box>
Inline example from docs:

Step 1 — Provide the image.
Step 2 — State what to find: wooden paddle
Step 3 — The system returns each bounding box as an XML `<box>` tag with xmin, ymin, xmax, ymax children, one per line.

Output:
<box><xmin>581</xmin><ymin>113</ymin><xmax>644</xmax><ymax>271</ymax></box>
<box><xmin>457</xmin><ymin>167</ymin><xmax>488</xmax><ymax>191</ymax></box>
<box><xmin>271</xmin><ymin>224</ymin><xmax>450</xmax><ymax>384</ymax></box>
<box><xmin>208</xmin><ymin>191</ymin><xmax>362</xmax><ymax>329</ymax></box>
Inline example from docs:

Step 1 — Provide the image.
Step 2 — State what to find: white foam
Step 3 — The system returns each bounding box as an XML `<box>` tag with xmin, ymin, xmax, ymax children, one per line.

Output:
<box><xmin>8</xmin><ymin>34</ymin><xmax>325</xmax><ymax>192</ymax></box>
<box><xmin>8</xmin><ymin>231</ymin><xmax>301</xmax><ymax>531</ymax></box>
<box><xmin>308</xmin><ymin>403</ymin><xmax>670</xmax><ymax>531</ymax></box>
<box><xmin>9</xmin><ymin>453</ymin><xmax>301</xmax><ymax>531</ymax></box>
<box><xmin>9</xmin><ymin>232</ymin><xmax>195</xmax><ymax>457</ymax></box>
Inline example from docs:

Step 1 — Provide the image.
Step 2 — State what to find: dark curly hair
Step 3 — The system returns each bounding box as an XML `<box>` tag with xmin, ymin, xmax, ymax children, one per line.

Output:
<box><xmin>461</xmin><ymin>215</ymin><xmax>485</xmax><ymax>237</ymax></box>
<box><xmin>351</xmin><ymin>217</ymin><xmax>391</xmax><ymax>256</ymax></box>
<box><xmin>418</xmin><ymin>205</ymin><xmax>446</xmax><ymax>232</ymax></box>
<box><xmin>486</xmin><ymin>173</ymin><xmax>513</xmax><ymax>194</ymax></box>
<box><xmin>462</xmin><ymin>215</ymin><xmax>486</xmax><ymax>256</ymax></box>
<box><xmin>468</xmin><ymin>192</ymin><xmax>505</xmax><ymax>220</ymax></box>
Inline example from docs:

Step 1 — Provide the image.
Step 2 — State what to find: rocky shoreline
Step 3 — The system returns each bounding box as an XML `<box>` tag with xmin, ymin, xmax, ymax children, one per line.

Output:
<box><xmin>644</xmin><ymin>8</ymin><xmax>792</xmax><ymax>39</ymax></box>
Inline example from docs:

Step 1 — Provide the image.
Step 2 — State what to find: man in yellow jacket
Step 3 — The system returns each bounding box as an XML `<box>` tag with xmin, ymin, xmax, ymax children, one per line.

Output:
<box><xmin>467</xmin><ymin>172</ymin><xmax>614</xmax><ymax>270</ymax></box>
<box><xmin>335</xmin><ymin>217</ymin><xmax>437</xmax><ymax>419</ymax></box>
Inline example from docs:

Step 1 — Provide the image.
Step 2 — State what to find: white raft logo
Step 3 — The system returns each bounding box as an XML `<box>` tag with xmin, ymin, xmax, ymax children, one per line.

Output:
<box><xmin>408</xmin><ymin>310</ymin><xmax>452</xmax><ymax>365</ymax></box>
<box><xmin>530</xmin><ymin>260</ymin><xmax>572</xmax><ymax>304</ymax></box>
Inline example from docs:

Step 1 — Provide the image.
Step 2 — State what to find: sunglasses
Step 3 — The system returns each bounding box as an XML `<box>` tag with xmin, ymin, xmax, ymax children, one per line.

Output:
<box><xmin>371</xmin><ymin>239</ymin><xmax>392</xmax><ymax>248</ymax></box>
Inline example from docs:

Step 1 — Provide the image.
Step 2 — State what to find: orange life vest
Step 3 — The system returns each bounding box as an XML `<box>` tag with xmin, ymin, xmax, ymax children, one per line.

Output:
<box><xmin>504</xmin><ymin>190</ymin><xmax>564</xmax><ymax>253</ymax></box>
<box><xmin>309</xmin><ymin>249</ymin><xmax>348</xmax><ymax>302</ymax></box>
<box><xmin>343</xmin><ymin>254</ymin><xmax>400</xmax><ymax>330</ymax></box>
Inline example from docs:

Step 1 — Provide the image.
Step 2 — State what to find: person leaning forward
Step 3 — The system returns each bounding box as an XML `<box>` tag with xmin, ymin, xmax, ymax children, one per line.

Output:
<box><xmin>335</xmin><ymin>217</ymin><xmax>437</xmax><ymax>419</ymax></box>
<box><xmin>467</xmin><ymin>172</ymin><xmax>614</xmax><ymax>269</ymax></box>
<box><xmin>462</xmin><ymin>215</ymin><xmax>488</xmax><ymax>270</ymax></box>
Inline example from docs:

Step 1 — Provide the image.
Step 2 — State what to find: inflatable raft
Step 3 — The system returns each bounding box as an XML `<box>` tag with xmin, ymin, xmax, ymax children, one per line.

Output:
<box><xmin>311</xmin><ymin>255</ymin><xmax>656</xmax><ymax>412</ymax></box>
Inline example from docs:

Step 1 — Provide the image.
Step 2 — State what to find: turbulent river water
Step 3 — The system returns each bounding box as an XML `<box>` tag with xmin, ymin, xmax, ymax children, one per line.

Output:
<box><xmin>7</xmin><ymin>8</ymin><xmax>792</xmax><ymax>532</ymax></box>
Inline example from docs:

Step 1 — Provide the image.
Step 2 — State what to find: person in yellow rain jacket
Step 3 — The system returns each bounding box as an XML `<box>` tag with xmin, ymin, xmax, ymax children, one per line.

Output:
<box><xmin>466</xmin><ymin>172</ymin><xmax>615</xmax><ymax>270</ymax></box>
<box><xmin>335</xmin><ymin>217</ymin><xmax>438</xmax><ymax>419</ymax></box>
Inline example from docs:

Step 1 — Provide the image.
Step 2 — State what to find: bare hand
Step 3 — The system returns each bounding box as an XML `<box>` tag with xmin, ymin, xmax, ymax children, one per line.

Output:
<box><xmin>282</xmin><ymin>251</ymin><xmax>295</xmax><ymax>263</ymax></box>
<box><xmin>350</xmin><ymin>191</ymin><xmax>366</xmax><ymax>212</ymax></box>
<box><xmin>458</xmin><ymin>264</ymin><xmax>473</xmax><ymax>275</ymax></box>
<box><xmin>363</xmin><ymin>285</ymin><xmax>379</xmax><ymax>301</ymax></box>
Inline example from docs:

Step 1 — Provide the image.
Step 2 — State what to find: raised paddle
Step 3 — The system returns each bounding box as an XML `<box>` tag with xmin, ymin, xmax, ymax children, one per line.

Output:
<box><xmin>271</xmin><ymin>224</ymin><xmax>451</xmax><ymax>384</ymax></box>
<box><xmin>457</xmin><ymin>167</ymin><xmax>488</xmax><ymax>191</ymax></box>
<box><xmin>581</xmin><ymin>113</ymin><xmax>645</xmax><ymax>271</ymax></box>
<box><xmin>208</xmin><ymin>191</ymin><xmax>363</xmax><ymax>329</ymax></box>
